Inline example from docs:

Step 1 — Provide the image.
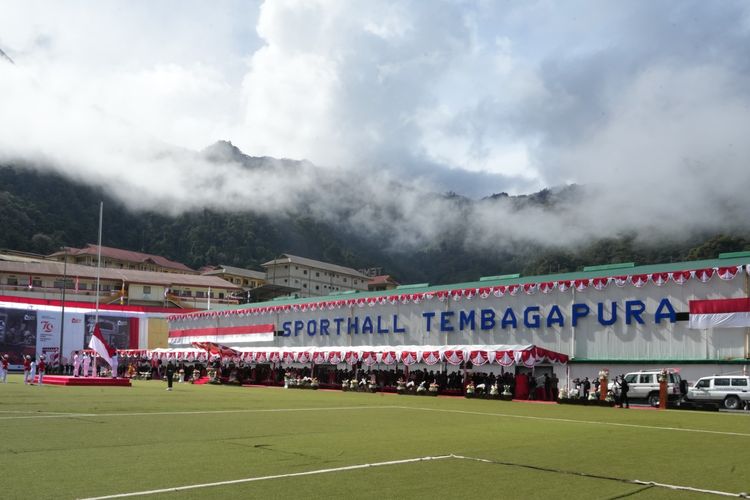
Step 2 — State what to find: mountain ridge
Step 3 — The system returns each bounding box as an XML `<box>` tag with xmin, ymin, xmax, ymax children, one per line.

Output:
<box><xmin>1</xmin><ymin>147</ymin><xmax>748</xmax><ymax>285</ymax></box>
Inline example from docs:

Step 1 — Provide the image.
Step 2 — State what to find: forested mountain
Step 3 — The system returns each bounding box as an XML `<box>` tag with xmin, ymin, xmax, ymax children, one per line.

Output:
<box><xmin>1</xmin><ymin>158</ymin><xmax>749</xmax><ymax>286</ymax></box>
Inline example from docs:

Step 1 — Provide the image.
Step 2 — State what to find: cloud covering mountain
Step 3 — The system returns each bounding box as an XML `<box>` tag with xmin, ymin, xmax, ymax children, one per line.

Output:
<box><xmin>1</xmin><ymin>0</ymin><xmax>749</xmax><ymax>251</ymax></box>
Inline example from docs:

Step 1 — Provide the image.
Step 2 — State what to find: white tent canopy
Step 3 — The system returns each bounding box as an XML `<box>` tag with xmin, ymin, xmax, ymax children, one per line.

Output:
<box><xmin>145</xmin><ymin>345</ymin><xmax>568</xmax><ymax>367</ymax></box>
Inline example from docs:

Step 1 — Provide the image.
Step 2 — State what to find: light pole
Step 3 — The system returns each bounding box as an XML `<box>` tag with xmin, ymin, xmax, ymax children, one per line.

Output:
<box><xmin>59</xmin><ymin>247</ymin><xmax>67</xmax><ymax>373</ymax></box>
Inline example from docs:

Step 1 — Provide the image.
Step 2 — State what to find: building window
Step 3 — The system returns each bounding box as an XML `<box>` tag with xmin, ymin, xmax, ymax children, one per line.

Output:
<box><xmin>7</xmin><ymin>276</ymin><xmax>18</xmax><ymax>286</ymax></box>
<box><xmin>303</xmin><ymin>283</ymin><xmax>307</xmax><ymax>288</ymax></box>
<box><xmin>182</xmin><ymin>290</ymin><xmax>192</xmax><ymax>297</ymax></box>
<box><xmin>316</xmin><ymin>272</ymin><xmax>320</xmax><ymax>277</ymax></box>
<box><xmin>219</xmin><ymin>292</ymin><xmax>225</xmax><ymax>299</ymax></box>
<box><xmin>53</xmin><ymin>278</ymin><xmax>74</xmax><ymax>289</ymax></box>
<box><xmin>31</xmin><ymin>278</ymin><xmax>42</xmax><ymax>288</ymax></box>
<box><xmin>315</xmin><ymin>285</ymin><xmax>319</xmax><ymax>290</ymax></box>
<box><xmin>303</xmin><ymin>269</ymin><xmax>308</xmax><ymax>275</ymax></box>
<box><xmin>284</xmin><ymin>279</ymin><xmax>288</xmax><ymax>283</ymax></box>
<box><xmin>143</xmin><ymin>286</ymin><xmax>151</xmax><ymax>294</ymax></box>
<box><xmin>343</xmin><ymin>277</ymin><xmax>348</xmax><ymax>283</ymax></box>
<box><xmin>195</xmin><ymin>291</ymin><xmax>205</xmax><ymax>298</ymax></box>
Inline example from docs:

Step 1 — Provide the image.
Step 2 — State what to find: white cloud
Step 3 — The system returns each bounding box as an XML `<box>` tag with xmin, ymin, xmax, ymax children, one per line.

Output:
<box><xmin>1</xmin><ymin>0</ymin><xmax>750</xmax><ymax>252</ymax></box>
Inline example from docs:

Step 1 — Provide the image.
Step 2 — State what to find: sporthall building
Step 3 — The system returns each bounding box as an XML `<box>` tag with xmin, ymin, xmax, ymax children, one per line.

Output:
<box><xmin>167</xmin><ymin>252</ymin><xmax>750</xmax><ymax>382</ymax></box>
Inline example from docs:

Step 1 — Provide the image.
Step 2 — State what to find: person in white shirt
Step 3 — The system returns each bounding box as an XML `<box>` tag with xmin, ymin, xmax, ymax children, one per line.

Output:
<box><xmin>82</xmin><ymin>353</ymin><xmax>91</xmax><ymax>377</ymax></box>
<box><xmin>0</xmin><ymin>354</ymin><xmax>8</xmax><ymax>383</ymax></box>
<box><xmin>110</xmin><ymin>352</ymin><xmax>118</xmax><ymax>379</ymax></box>
<box><xmin>73</xmin><ymin>351</ymin><xmax>81</xmax><ymax>377</ymax></box>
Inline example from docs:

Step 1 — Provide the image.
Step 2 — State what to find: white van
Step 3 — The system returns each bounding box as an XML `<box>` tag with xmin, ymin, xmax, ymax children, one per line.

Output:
<box><xmin>685</xmin><ymin>376</ymin><xmax>750</xmax><ymax>410</ymax></box>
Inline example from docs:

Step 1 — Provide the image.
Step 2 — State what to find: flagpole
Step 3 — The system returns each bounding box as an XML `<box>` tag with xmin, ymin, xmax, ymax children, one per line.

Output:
<box><xmin>93</xmin><ymin>201</ymin><xmax>103</xmax><ymax>376</ymax></box>
<box><xmin>95</xmin><ymin>201</ymin><xmax>103</xmax><ymax>324</ymax></box>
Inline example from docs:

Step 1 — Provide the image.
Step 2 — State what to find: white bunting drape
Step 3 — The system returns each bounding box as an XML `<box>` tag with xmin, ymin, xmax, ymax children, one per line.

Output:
<box><xmin>142</xmin><ymin>345</ymin><xmax>569</xmax><ymax>366</ymax></box>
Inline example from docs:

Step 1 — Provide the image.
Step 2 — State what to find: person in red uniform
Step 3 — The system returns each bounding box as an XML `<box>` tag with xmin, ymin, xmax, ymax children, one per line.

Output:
<box><xmin>1</xmin><ymin>354</ymin><xmax>8</xmax><ymax>383</ymax></box>
<box><xmin>37</xmin><ymin>355</ymin><xmax>46</xmax><ymax>386</ymax></box>
<box><xmin>23</xmin><ymin>355</ymin><xmax>32</xmax><ymax>385</ymax></box>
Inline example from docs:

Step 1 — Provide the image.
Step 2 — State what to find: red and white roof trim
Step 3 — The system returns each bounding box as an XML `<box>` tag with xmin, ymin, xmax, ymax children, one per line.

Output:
<box><xmin>166</xmin><ymin>265</ymin><xmax>746</xmax><ymax>321</ymax></box>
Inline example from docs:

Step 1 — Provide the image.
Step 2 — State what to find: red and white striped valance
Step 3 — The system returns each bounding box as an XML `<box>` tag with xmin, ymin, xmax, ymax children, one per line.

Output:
<box><xmin>133</xmin><ymin>344</ymin><xmax>570</xmax><ymax>366</ymax></box>
<box><xmin>167</xmin><ymin>265</ymin><xmax>746</xmax><ymax>321</ymax></box>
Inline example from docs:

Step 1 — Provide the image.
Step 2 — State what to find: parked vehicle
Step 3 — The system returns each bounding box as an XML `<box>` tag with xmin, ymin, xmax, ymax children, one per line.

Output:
<box><xmin>685</xmin><ymin>376</ymin><xmax>750</xmax><ymax>410</ymax></box>
<box><xmin>609</xmin><ymin>370</ymin><xmax>684</xmax><ymax>406</ymax></box>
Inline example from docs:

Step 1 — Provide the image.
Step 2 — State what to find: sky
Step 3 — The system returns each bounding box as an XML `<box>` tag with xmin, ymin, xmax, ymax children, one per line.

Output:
<box><xmin>1</xmin><ymin>1</ymin><xmax>750</xmax><ymax>250</ymax></box>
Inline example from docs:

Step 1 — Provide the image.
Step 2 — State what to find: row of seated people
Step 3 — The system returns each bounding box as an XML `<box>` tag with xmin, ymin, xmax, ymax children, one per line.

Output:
<box><xmin>101</xmin><ymin>358</ymin><xmax>561</xmax><ymax>400</ymax></box>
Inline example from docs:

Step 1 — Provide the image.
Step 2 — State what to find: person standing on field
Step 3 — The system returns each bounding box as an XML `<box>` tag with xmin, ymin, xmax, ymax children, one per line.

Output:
<box><xmin>37</xmin><ymin>355</ymin><xmax>46</xmax><ymax>385</ymax></box>
<box><xmin>0</xmin><ymin>354</ymin><xmax>8</xmax><ymax>383</ymax></box>
<box><xmin>73</xmin><ymin>351</ymin><xmax>80</xmax><ymax>377</ymax></box>
<box><xmin>23</xmin><ymin>355</ymin><xmax>32</xmax><ymax>384</ymax></box>
<box><xmin>619</xmin><ymin>375</ymin><xmax>630</xmax><ymax>409</ymax></box>
<box><xmin>82</xmin><ymin>352</ymin><xmax>91</xmax><ymax>377</ymax></box>
<box><xmin>165</xmin><ymin>360</ymin><xmax>175</xmax><ymax>391</ymax></box>
<box><xmin>29</xmin><ymin>358</ymin><xmax>36</xmax><ymax>385</ymax></box>
<box><xmin>110</xmin><ymin>351</ymin><xmax>119</xmax><ymax>378</ymax></box>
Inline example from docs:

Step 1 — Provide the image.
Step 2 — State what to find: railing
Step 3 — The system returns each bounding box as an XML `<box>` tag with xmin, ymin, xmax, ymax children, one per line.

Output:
<box><xmin>0</xmin><ymin>285</ymin><xmax>117</xmax><ymax>302</ymax></box>
<box><xmin>0</xmin><ymin>285</ymin><xmax>240</xmax><ymax>309</ymax></box>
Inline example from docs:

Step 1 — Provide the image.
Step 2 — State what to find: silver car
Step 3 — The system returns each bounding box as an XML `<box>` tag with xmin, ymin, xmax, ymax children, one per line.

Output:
<box><xmin>686</xmin><ymin>376</ymin><xmax>750</xmax><ymax>410</ymax></box>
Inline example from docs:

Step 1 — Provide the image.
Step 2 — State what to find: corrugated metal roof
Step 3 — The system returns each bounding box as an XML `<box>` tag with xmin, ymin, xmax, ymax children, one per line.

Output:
<box><xmin>369</xmin><ymin>275</ymin><xmax>400</xmax><ymax>285</ymax></box>
<box><xmin>49</xmin><ymin>244</ymin><xmax>195</xmax><ymax>272</ymax></box>
<box><xmin>203</xmin><ymin>265</ymin><xmax>266</xmax><ymax>280</ymax></box>
<box><xmin>220</xmin><ymin>254</ymin><xmax>750</xmax><ymax>310</ymax></box>
<box><xmin>261</xmin><ymin>254</ymin><xmax>368</xmax><ymax>279</ymax></box>
<box><xmin>0</xmin><ymin>261</ymin><xmax>241</xmax><ymax>289</ymax></box>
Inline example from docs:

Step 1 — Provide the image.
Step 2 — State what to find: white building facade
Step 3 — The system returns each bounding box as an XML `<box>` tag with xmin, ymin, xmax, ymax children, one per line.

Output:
<box><xmin>168</xmin><ymin>254</ymin><xmax>750</xmax><ymax>383</ymax></box>
<box><xmin>262</xmin><ymin>254</ymin><xmax>369</xmax><ymax>297</ymax></box>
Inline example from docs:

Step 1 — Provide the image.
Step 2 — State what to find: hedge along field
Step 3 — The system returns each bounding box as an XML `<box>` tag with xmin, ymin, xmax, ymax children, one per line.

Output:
<box><xmin>0</xmin><ymin>375</ymin><xmax>748</xmax><ymax>500</ymax></box>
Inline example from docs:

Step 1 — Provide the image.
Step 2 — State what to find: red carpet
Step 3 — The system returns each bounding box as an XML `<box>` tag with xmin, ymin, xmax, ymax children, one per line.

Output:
<box><xmin>192</xmin><ymin>377</ymin><xmax>210</xmax><ymax>385</ymax></box>
<box><xmin>34</xmin><ymin>375</ymin><xmax>132</xmax><ymax>387</ymax></box>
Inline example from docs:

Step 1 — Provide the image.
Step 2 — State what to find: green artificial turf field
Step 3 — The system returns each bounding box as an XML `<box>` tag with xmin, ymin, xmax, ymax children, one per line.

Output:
<box><xmin>0</xmin><ymin>374</ymin><xmax>748</xmax><ymax>499</ymax></box>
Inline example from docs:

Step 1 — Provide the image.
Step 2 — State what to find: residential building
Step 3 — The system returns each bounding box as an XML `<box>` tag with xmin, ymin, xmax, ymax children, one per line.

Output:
<box><xmin>0</xmin><ymin>260</ymin><xmax>240</xmax><ymax>310</ymax></box>
<box><xmin>367</xmin><ymin>275</ymin><xmax>400</xmax><ymax>291</ymax></box>
<box><xmin>261</xmin><ymin>254</ymin><xmax>369</xmax><ymax>297</ymax></box>
<box><xmin>201</xmin><ymin>265</ymin><xmax>266</xmax><ymax>290</ymax></box>
<box><xmin>48</xmin><ymin>244</ymin><xmax>196</xmax><ymax>274</ymax></box>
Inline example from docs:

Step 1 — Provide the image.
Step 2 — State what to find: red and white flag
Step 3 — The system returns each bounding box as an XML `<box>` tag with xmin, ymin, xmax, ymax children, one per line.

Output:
<box><xmin>88</xmin><ymin>323</ymin><xmax>116</xmax><ymax>366</ymax></box>
<box><xmin>689</xmin><ymin>298</ymin><xmax>750</xmax><ymax>329</ymax></box>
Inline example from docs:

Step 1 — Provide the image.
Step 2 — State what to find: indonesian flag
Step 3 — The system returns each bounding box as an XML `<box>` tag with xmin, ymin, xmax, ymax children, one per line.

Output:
<box><xmin>88</xmin><ymin>323</ymin><xmax>116</xmax><ymax>367</ymax></box>
<box><xmin>689</xmin><ymin>298</ymin><xmax>750</xmax><ymax>329</ymax></box>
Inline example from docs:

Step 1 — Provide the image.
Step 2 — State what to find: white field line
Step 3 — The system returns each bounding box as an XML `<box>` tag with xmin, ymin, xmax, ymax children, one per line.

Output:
<box><xmin>0</xmin><ymin>410</ymin><xmax>81</xmax><ymax>415</ymax></box>
<box><xmin>2</xmin><ymin>404</ymin><xmax>748</xmax><ymax>439</ymax></box>
<box><xmin>0</xmin><ymin>405</ymin><xmax>401</xmax><ymax>420</ymax></box>
<box><xmin>451</xmin><ymin>455</ymin><xmax>747</xmax><ymax>498</ymax></box>
<box><xmin>398</xmin><ymin>406</ymin><xmax>750</xmax><ymax>438</ymax></box>
<box><xmin>77</xmin><ymin>455</ymin><xmax>455</xmax><ymax>500</ymax></box>
<box><xmin>79</xmin><ymin>454</ymin><xmax>749</xmax><ymax>500</ymax></box>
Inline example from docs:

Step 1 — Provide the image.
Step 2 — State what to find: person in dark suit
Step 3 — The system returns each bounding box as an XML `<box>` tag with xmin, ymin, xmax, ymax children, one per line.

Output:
<box><xmin>619</xmin><ymin>375</ymin><xmax>630</xmax><ymax>408</ymax></box>
<box><xmin>582</xmin><ymin>377</ymin><xmax>591</xmax><ymax>399</ymax></box>
<box><xmin>166</xmin><ymin>361</ymin><xmax>175</xmax><ymax>391</ymax></box>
